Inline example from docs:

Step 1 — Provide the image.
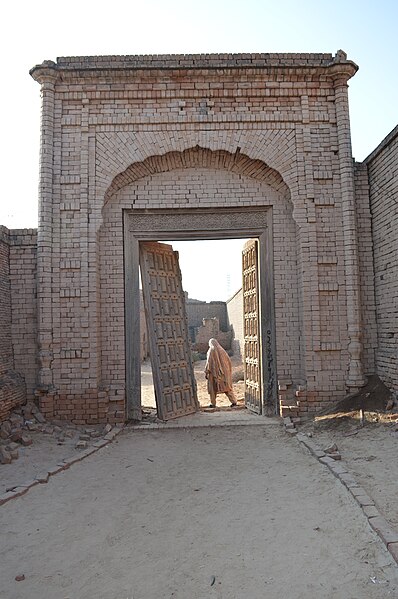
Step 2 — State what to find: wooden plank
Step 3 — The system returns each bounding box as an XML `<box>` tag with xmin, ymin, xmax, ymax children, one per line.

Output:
<box><xmin>243</xmin><ymin>239</ymin><xmax>262</xmax><ymax>414</ymax></box>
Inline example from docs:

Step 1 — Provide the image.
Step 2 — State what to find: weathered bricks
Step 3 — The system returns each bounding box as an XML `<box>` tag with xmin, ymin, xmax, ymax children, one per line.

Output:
<box><xmin>0</xmin><ymin>53</ymin><xmax>396</xmax><ymax>425</ymax></box>
<box><xmin>365</xmin><ymin>125</ymin><xmax>398</xmax><ymax>396</ymax></box>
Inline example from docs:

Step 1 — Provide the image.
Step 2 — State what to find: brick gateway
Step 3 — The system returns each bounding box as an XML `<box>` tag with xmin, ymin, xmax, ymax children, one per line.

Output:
<box><xmin>3</xmin><ymin>51</ymin><xmax>389</xmax><ymax>424</ymax></box>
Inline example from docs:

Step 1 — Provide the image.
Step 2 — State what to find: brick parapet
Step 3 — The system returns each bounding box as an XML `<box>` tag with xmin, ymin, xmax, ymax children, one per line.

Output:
<box><xmin>0</xmin><ymin>225</ymin><xmax>10</xmax><ymax>245</ymax></box>
<box><xmin>364</xmin><ymin>124</ymin><xmax>398</xmax><ymax>165</ymax></box>
<box><xmin>36</xmin><ymin>52</ymin><xmax>354</xmax><ymax>72</ymax></box>
<box><xmin>8</xmin><ymin>228</ymin><xmax>38</xmax><ymax>245</ymax></box>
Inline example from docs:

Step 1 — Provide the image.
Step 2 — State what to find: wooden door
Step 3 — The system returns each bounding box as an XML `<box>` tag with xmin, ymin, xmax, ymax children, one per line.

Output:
<box><xmin>140</xmin><ymin>242</ymin><xmax>199</xmax><ymax>420</ymax></box>
<box><xmin>242</xmin><ymin>239</ymin><xmax>262</xmax><ymax>414</ymax></box>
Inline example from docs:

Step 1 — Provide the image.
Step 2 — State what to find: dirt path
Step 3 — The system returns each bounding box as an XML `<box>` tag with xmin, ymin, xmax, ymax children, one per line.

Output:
<box><xmin>141</xmin><ymin>358</ymin><xmax>245</xmax><ymax>409</ymax></box>
<box><xmin>1</xmin><ymin>424</ymin><xmax>398</xmax><ymax>599</ymax></box>
<box><xmin>302</xmin><ymin>415</ymin><xmax>398</xmax><ymax>530</ymax></box>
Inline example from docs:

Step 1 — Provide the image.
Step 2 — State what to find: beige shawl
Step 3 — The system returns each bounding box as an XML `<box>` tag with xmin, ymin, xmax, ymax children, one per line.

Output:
<box><xmin>205</xmin><ymin>338</ymin><xmax>233</xmax><ymax>393</ymax></box>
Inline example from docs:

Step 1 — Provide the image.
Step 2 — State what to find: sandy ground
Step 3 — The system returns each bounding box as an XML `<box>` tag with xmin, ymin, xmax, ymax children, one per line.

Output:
<box><xmin>301</xmin><ymin>412</ymin><xmax>398</xmax><ymax>531</ymax></box>
<box><xmin>1</xmin><ymin>362</ymin><xmax>397</xmax><ymax>598</ymax></box>
<box><xmin>141</xmin><ymin>358</ymin><xmax>245</xmax><ymax>409</ymax></box>
<box><xmin>1</xmin><ymin>423</ymin><xmax>398</xmax><ymax>599</ymax></box>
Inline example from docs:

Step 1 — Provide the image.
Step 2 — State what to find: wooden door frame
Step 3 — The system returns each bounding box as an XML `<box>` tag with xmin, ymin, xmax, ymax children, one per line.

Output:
<box><xmin>139</xmin><ymin>241</ymin><xmax>199</xmax><ymax>420</ymax></box>
<box><xmin>123</xmin><ymin>207</ymin><xmax>277</xmax><ymax>420</ymax></box>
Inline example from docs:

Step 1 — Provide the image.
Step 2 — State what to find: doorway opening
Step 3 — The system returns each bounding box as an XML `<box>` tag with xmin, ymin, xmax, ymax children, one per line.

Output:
<box><xmin>124</xmin><ymin>207</ymin><xmax>277</xmax><ymax>421</ymax></box>
<box><xmin>139</xmin><ymin>239</ymin><xmax>249</xmax><ymax>417</ymax></box>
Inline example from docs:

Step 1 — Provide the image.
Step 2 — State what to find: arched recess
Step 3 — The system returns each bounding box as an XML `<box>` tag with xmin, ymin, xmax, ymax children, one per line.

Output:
<box><xmin>103</xmin><ymin>146</ymin><xmax>290</xmax><ymax>208</ymax></box>
<box><xmin>98</xmin><ymin>148</ymin><xmax>302</xmax><ymax>420</ymax></box>
<box><xmin>94</xmin><ymin>129</ymin><xmax>302</xmax><ymax>228</ymax></box>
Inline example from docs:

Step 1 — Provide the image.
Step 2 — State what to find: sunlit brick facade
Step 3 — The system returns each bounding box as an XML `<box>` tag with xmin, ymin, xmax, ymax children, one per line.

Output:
<box><xmin>1</xmin><ymin>52</ymin><xmax>396</xmax><ymax>423</ymax></box>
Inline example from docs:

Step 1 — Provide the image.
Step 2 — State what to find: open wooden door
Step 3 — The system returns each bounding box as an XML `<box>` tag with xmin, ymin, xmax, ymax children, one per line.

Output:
<box><xmin>242</xmin><ymin>239</ymin><xmax>262</xmax><ymax>414</ymax></box>
<box><xmin>139</xmin><ymin>241</ymin><xmax>199</xmax><ymax>420</ymax></box>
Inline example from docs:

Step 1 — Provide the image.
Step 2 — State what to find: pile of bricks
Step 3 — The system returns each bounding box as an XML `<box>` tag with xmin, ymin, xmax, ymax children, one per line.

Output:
<box><xmin>0</xmin><ymin>409</ymin><xmax>33</xmax><ymax>464</ymax></box>
<box><xmin>280</xmin><ymin>399</ymin><xmax>301</xmax><ymax>434</ymax></box>
<box><xmin>0</xmin><ymin>400</ymin><xmax>118</xmax><ymax>465</ymax></box>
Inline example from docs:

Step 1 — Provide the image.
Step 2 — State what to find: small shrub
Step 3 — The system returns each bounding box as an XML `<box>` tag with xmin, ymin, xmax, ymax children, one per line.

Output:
<box><xmin>191</xmin><ymin>351</ymin><xmax>202</xmax><ymax>362</ymax></box>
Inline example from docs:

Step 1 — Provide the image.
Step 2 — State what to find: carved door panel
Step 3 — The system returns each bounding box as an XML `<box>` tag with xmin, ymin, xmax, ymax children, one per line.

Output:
<box><xmin>140</xmin><ymin>242</ymin><xmax>199</xmax><ymax>420</ymax></box>
<box><xmin>242</xmin><ymin>239</ymin><xmax>262</xmax><ymax>414</ymax></box>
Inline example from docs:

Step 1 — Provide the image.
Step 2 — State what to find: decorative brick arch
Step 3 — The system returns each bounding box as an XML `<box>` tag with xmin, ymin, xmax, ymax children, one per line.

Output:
<box><xmin>95</xmin><ymin>130</ymin><xmax>304</xmax><ymax>227</ymax></box>
<box><xmin>103</xmin><ymin>146</ymin><xmax>290</xmax><ymax>208</ymax></box>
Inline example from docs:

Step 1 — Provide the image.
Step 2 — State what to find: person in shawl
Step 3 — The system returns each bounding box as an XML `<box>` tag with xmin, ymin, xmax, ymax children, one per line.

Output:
<box><xmin>204</xmin><ymin>338</ymin><xmax>237</xmax><ymax>408</ymax></box>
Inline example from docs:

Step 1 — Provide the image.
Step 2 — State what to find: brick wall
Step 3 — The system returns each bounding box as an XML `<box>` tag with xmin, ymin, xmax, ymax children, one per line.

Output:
<box><xmin>0</xmin><ymin>227</ymin><xmax>27</xmax><ymax>421</ymax></box>
<box><xmin>365</xmin><ymin>125</ymin><xmax>398</xmax><ymax>393</ymax></box>
<box><xmin>354</xmin><ymin>163</ymin><xmax>377</xmax><ymax>374</ymax></box>
<box><xmin>9</xmin><ymin>229</ymin><xmax>38</xmax><ymax>400</ymax></box>
<box><xmin>0</xmin><ymin>227</ymin><xmax>13</xmax><ymax>375</ymax></box>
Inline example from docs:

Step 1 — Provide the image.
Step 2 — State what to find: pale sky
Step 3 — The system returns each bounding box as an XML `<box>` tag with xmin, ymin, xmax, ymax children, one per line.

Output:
<box><xmin>1</xmin><ymin>0</ymin><xmax>397</xmax><ymax>301</ymax></box>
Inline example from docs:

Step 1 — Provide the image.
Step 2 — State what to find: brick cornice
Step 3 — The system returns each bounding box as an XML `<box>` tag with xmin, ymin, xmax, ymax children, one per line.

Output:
<box><xmin>30</xmin><ymin>51</ymin><xmax>358</xmax><ymax>82</ymax></box>
<box><xmin>29</xmin><ymin>60</ymin><xmax>59</xmax><ymax>85</ymax></box>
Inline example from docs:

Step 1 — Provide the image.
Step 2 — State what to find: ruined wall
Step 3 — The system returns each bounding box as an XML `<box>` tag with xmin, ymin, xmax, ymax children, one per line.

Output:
<box><xmin>29</xmin><ymin>52</ymin><xmax>364</xmax><ymax>421</ymax></box>
<box><xmin>365</xmin><ymin>126</ymin><xmax>398</xmax><ymax>393</ymax></box>
<box><xmin>193</xmin><ymin>317</ymin><xmax>232</xmax><ymax>353</ymax></box>
<box><xmin>0</xmin><ymin>227</ymin><xmax>27</xmax><ymax>421</ymax></box>
<box><xmin>186</xmin><ymin>300</ymin><xmax>228</xmax><ymax>332</ymax></box>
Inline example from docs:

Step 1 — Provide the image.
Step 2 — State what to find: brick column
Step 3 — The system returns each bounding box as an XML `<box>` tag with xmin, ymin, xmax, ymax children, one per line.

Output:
<box><xmin>334</xmin><ymin>74</ymin><xmax>366</xmax><ymax>389</ymax></box>
<box><xmin>30</xmin><ymin>62</ymin><xmax>58</xmax><ymax>391</ymax></box>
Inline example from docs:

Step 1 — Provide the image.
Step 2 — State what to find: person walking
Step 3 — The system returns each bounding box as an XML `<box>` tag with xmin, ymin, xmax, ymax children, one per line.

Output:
<box><xmin>204</xmin><ymin>338</ymin><xmax>237</xmax><ymax>408</ymax></box>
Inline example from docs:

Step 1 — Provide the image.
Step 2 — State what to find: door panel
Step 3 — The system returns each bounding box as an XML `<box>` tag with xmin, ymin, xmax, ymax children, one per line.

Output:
<box><xmin>140</xmin><ymin>241</ymin><xmax>199</xmax><ymax>420</ymax></box>
<box><xmin>242</xmin><ymin>239</ymin><xmax>262</xmax><ymax>414</ymax></box>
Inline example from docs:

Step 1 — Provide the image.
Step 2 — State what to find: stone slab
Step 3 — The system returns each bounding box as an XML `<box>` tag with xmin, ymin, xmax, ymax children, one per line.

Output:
<box><xmin>368</xmin><ymin>516</ymin><xmax>398</xmax><ymax>546</ymax></box>
<box><xmin>352</xmin><ymin>493</ymin><xmax>374</xmax><ymax>507</ymax></box>
<box><xmin>47</xmin><ymin>465</ymin><xmax>65</xmax><ymax>476</ymax></box>
<box><xmin>36</xmin><ymin>472</ymin><xmax>50</xmax><ymax>484</ymax></box>
<box><xmin>327</xmin><ymin>462</ymin><xmax>349</xmax><ymax>476</ymax></box>
<box><xmin>362</xmin><ymin>505</ymin><xmax>380</xmax><ymax>519</ymax></box>
<box><xmin>388</xmin><ymin>542</ymin><xmax>398</xmax><ymax>565</ymax></box>
<box><xmin>0</xmin><ymin>491</ymin><xmax>19</xmax><ymax>506</ymax></box>
<box><xmin>92</xmin><ymin>440</ymin><xmax>109</xmax><ymax>448</ymax></box>
<box><xmin>338</xmin><ymin>473</ymin><xmax>359</xmax><ymax>489</ymax></box>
